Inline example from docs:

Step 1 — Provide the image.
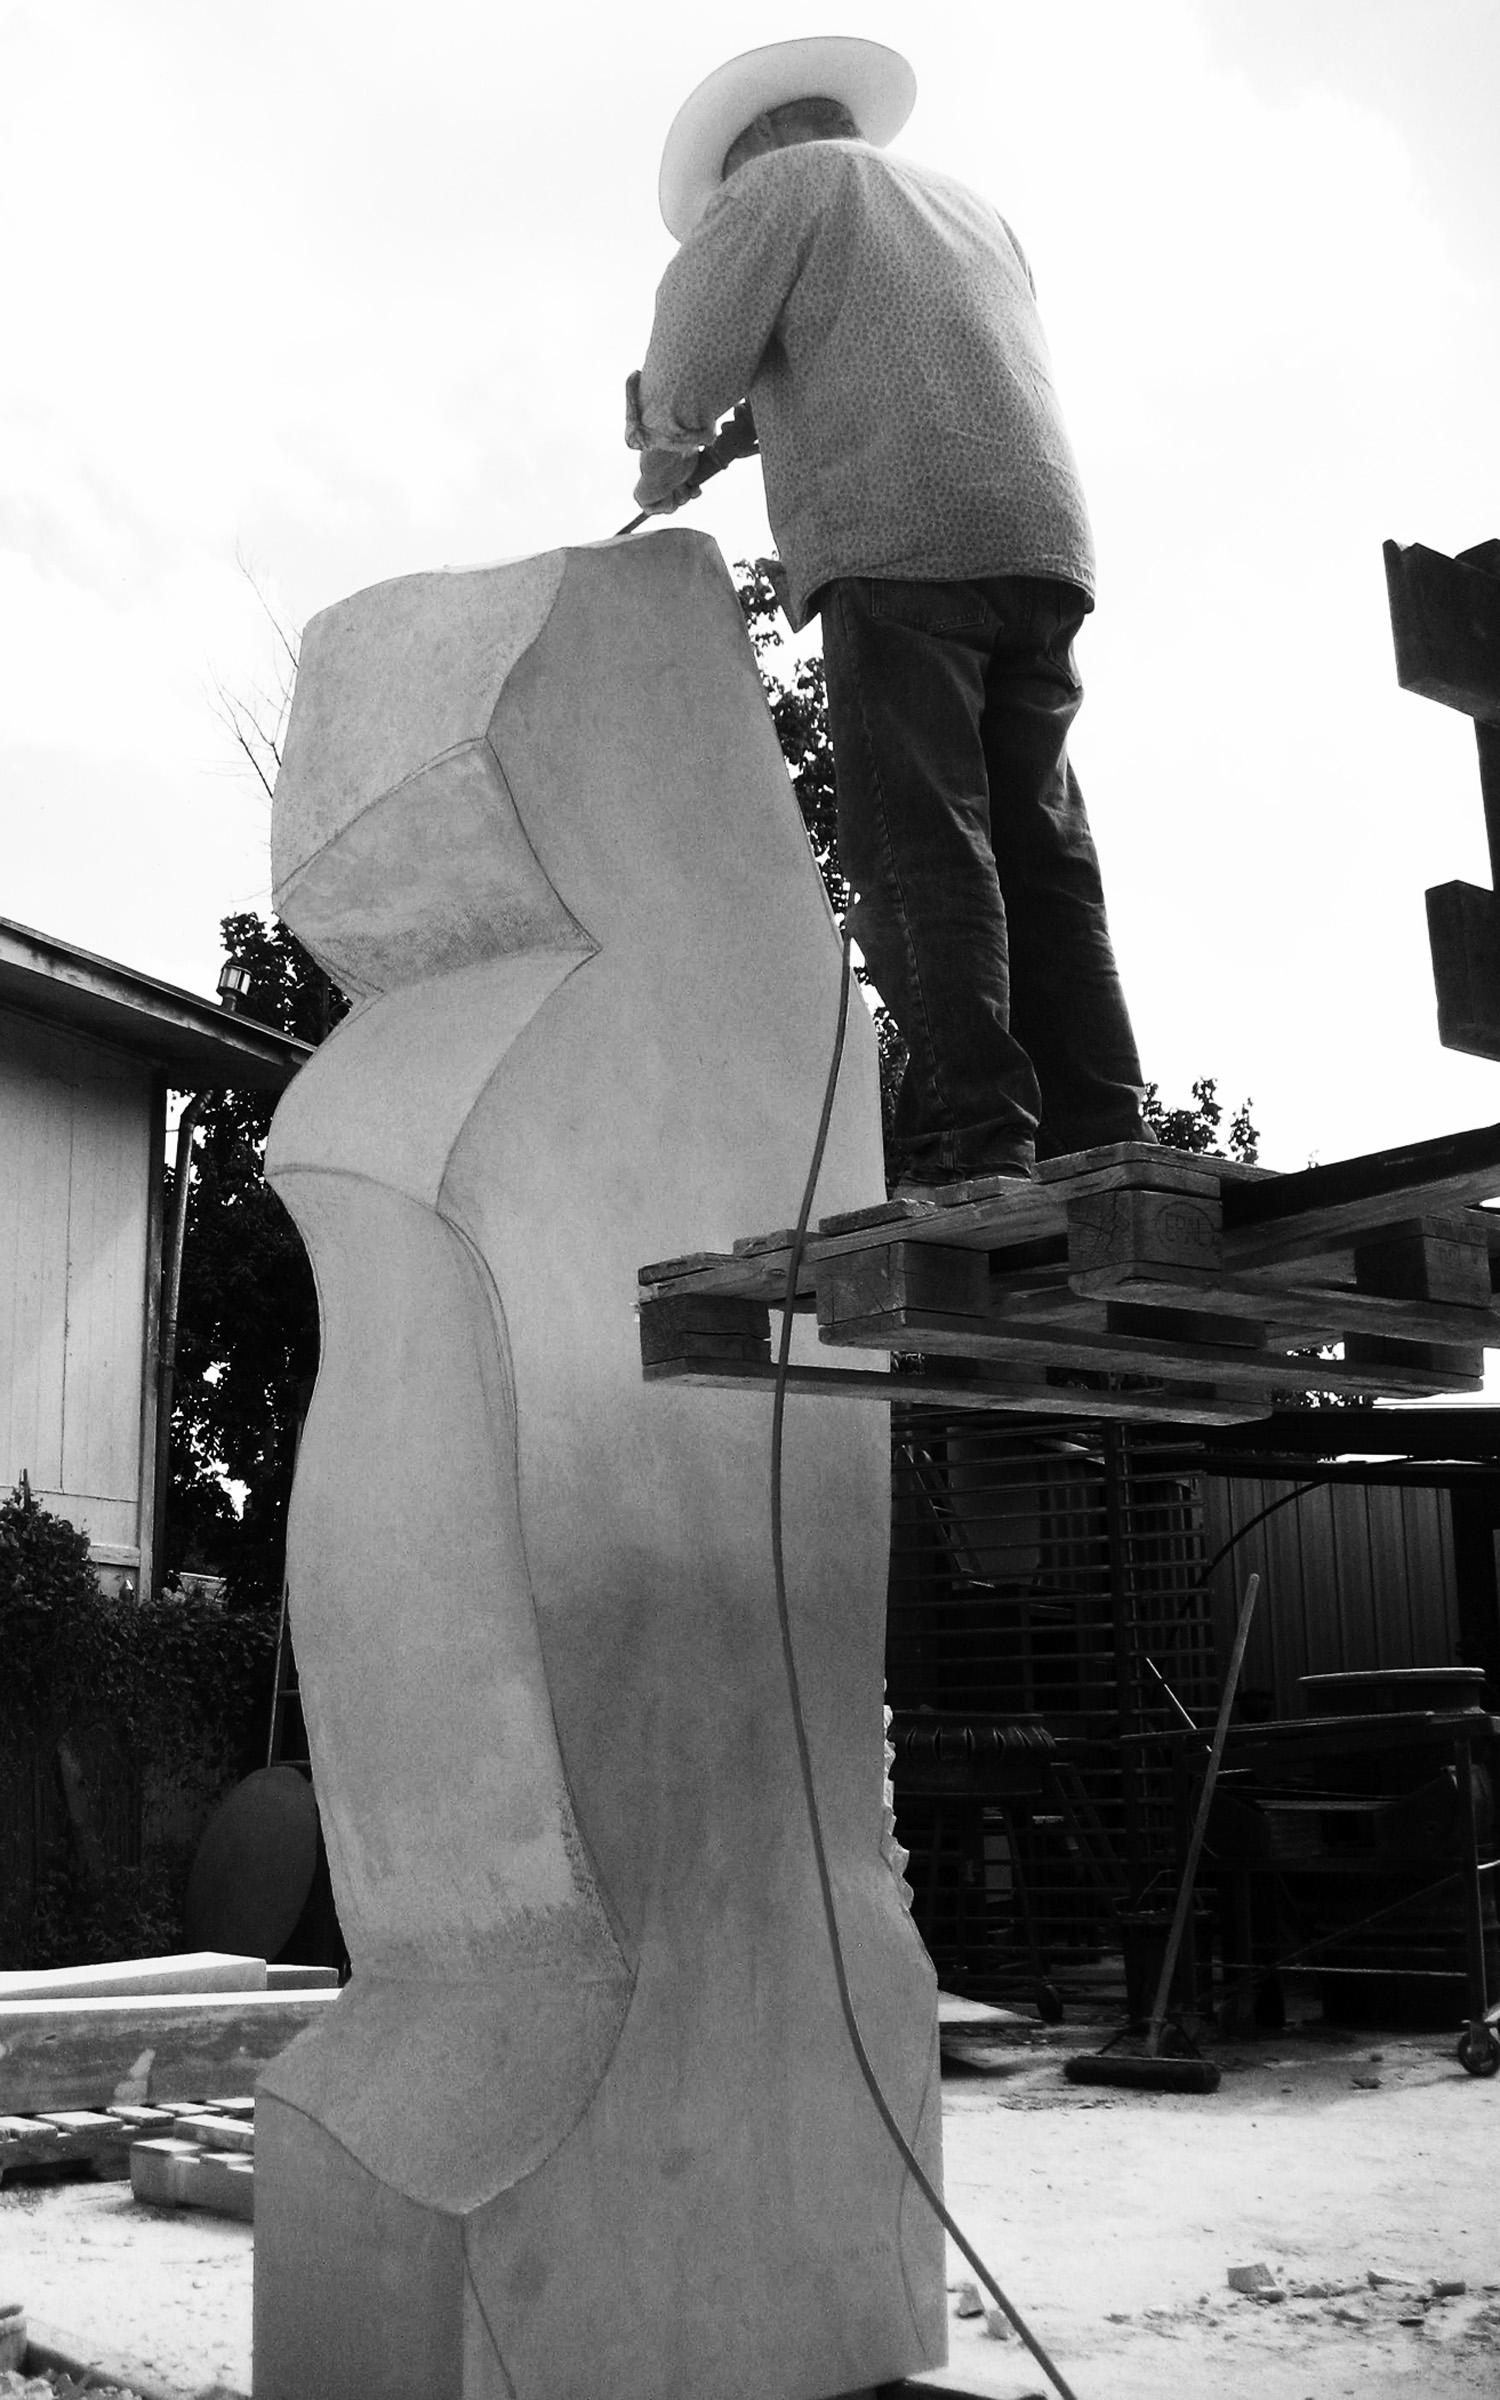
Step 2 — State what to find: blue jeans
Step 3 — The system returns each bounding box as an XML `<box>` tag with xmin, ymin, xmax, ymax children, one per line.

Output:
<box><xmin>819</xmin><ymin>573</ymin><xmax>1151</xmax><ymax>1176</ymax></box>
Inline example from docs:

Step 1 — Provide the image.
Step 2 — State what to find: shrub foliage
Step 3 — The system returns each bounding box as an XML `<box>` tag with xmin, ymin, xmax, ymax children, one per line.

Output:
<box><xmin>0</xmin><ymin>1477</ymin><xmax>276</xmax><ymax>1965</ymax></box>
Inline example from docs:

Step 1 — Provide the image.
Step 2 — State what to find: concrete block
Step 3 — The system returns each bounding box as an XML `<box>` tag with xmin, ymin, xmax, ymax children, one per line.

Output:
<box><xmin>130</xmin><ymin>2136</ymin><xmax>207</xmax><ymax>2206</ymax></box>
<box><xmin>255</xmin><ymin>530</ymin><xmax>943</xmax><ymax>2400</ymax></box>
<box><xmin>131</xmin><ymin>2136</ymin><xmax>255</xmax><ymax>2222</ymax></box>
<box><xmin>172</xmin><ymin>2112</ymin><xmax>254</xmax><ymax>2153</ymax></box>
<box><xmin>196</xmin><ymin>2150</ymin><xmax>255</xmax><ymax>2222</ymax></box>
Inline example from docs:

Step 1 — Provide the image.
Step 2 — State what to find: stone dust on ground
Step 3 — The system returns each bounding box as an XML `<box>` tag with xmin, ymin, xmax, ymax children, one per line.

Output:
<box><xmin>0</xmin><ymin>2170</ymin><xmax>250</xmax><ymax>2397</ymax></box>
<box><xmin>928</xmin><ymin>2018</ymin><xmax>1499</xmax><ymax>2399</ymax></box>
<box><xmin>1</xmin><ymin>2019</ymin><xmax>1495</xmax><ymax>2398</ymax></box>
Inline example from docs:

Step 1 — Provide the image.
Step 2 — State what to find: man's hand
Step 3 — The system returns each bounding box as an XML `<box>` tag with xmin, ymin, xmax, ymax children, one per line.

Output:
<box><xmin>632</xmin><ymin>445</ymin><xmax>705</xmax><ymax>517</ymax></box>
<box><xmin>624</xmin><ymin>368</ymin><xmax>714</xmax><ymax>515</ymax></box>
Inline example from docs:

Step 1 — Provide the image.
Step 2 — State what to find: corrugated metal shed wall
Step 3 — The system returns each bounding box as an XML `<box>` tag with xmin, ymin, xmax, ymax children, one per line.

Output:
<box><xmin>0</xmin><ymin>1012</ymin><xmax>153</xmax><ymax>1560</ymax></box>
<box><xmin>1201</xmin><ymin>1471</ymin><xmax>1459</xmax><ymax>1713</ymax></box>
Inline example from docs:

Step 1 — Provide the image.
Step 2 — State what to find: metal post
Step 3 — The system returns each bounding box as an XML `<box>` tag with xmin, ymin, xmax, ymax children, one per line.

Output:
<box><xmin>151</xmin><ymin>1094</ymin><xmax>204</xmax><ymax>1592</ymax></box>
<box><xmin>1455</xmin><ymin>1724</ymin><xmax>1491</xmax><ymax>2044</ymax></box>
<box><xmin>1103</xmin><ymin>1423</ymin><xmax>1151</xmax><ymax>1898</ymax></box>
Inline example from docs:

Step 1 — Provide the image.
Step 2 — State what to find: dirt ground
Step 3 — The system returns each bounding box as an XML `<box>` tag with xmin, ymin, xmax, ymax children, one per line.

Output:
<box><xmin>933</xmin><ymin>2017</ymin><xmax>1499</xmax><ymax>2400</ymax></box>
<box><xmin>0</xmin><ymin>2017</ymin><xmax>1495</xmax><ymax>2400</ymax></box>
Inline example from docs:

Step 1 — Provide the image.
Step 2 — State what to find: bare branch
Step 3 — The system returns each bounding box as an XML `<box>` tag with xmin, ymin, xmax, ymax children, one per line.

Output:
<box><xmin>208</xmin><ymin>677</ymin><xmax>282</xmax><ymax>803</ymax></box>
<box><xmin>235</xmin><ymin>543</ymin><xmax>301</xmax><ymax>682</ymax></box>
<box><xmin>209</xmin><ymin>552</ymin><xmax>303</xmax><ymax>802</ymax></box>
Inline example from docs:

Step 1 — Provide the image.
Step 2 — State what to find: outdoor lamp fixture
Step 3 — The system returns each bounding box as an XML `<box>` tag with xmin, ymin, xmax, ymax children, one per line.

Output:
<box><xmin>217</xmin><ymin>957</ymin><xmax>254</xmax><ymax>1013</ymax></box>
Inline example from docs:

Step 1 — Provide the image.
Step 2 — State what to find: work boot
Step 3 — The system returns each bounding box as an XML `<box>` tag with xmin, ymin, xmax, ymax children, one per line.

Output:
<box><xmin>891</xmin><ymin>1154</ymin><xmax>1034</xmax><ymax>1207</ymax></box>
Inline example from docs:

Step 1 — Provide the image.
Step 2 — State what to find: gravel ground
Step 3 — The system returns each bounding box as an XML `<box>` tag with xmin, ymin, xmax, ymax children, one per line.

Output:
<box><xmin>1</xmin><ymin>2020</ymin><xmax>1495</xmax><ymax>2399</ymax></box>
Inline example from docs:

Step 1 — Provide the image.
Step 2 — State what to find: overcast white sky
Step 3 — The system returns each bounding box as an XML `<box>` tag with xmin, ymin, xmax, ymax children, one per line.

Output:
<box><xmin>3</xmin><ymin>0</ymin><xmax>1499</xmax><ymax>1176</ymax></box>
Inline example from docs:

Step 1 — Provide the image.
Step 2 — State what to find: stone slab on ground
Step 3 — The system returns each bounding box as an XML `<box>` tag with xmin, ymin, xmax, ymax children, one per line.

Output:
<box><xmin>935</xmin><ymin>1993</ymin><xmax>1024</xmax><ymax>2033</ymax></box>
<box><xmin>0</xmin><ymin>1991</ymin><xmax>337</xmax><ymax>2116</ymax></box>
<box><xmin>165</xmin><ymin>2117</ymin><xmax>252</xmax><ymax>2156</ymax></box>
<box><xmin>0</xmin><ymin>1958</ymin><xmax>268</xmax><ymax>2006</ymax></box>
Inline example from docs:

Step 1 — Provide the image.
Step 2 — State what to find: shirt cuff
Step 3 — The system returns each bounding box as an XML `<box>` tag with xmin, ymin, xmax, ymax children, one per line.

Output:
<box><xmin>625</xmin><ymin>367</ymin><xmax>716</xmax><ymax>456</ymax></box>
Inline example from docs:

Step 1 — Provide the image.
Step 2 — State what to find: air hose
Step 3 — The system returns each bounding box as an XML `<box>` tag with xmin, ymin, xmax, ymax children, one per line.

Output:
<box><xmin>768</xmin><ymin>923</ymin><xmax>1083</xmax><ymax>2400</ymax></box>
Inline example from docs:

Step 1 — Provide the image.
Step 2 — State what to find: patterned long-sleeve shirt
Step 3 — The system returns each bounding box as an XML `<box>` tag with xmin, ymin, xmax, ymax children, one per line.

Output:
<box><xmin>629</xmin><ymin>139</ymin><xmax>1095</xmax><ymax>631</ymax></box>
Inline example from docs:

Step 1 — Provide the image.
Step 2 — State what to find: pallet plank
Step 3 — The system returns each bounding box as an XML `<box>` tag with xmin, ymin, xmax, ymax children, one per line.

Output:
<box><xmin>1068</xmin><ymin>1261</ymin><xmax>1498</xmax><ymax>1343</ymax></box>
<box><xmin>642</xmin><ymin>1358</ymin><xmax>1265</xmax><ymax>1425</ymax></box>
<box><xmin>1222</xmin><ymin>1123</ymin><xmax>1500</xmax><ymax>1251</ymax></box>
<box><xmin>812</xmin><ymin>1305</ymin><xmax>1481</xmax><ymax>1396</ymax></box>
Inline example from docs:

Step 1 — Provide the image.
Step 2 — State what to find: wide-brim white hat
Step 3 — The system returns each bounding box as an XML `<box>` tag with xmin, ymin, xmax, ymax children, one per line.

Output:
<box><xmin>659</xmin><ymin>37</ymin><xmax>917</xmax><ymax>241</ymax></box>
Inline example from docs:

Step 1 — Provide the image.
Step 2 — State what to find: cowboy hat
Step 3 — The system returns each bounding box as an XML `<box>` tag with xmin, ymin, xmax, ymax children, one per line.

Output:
<box><xmin>658</xmin><ymin>37</ymin><xmax>917</xmax><ymax>241</ymax></box>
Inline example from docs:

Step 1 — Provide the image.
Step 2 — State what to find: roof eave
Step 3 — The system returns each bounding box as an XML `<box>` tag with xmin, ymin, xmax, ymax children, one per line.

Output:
<box><xmin>0</xmin><ymin>918</ymin><xmax>314</xmax><ymax>1091</ymax></box>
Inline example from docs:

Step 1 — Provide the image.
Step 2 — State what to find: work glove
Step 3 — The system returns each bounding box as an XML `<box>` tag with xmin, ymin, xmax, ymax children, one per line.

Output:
<box><xmin>632</xmin><ymin>445</ymin><xmax>706</xmax><ymax>516</ymax></box>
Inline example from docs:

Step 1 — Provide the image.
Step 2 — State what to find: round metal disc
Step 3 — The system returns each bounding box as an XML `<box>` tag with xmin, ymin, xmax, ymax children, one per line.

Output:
<box><xmin>183</xmin><ymin>1764</ymin><xmax>320</xmax><ymax>1960</ymax></box>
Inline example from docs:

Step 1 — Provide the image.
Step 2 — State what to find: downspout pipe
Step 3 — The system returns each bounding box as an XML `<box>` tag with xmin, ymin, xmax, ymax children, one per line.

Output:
<box><xmin>152</xmin><ymin>1094</ymin><xmax>205</xmax><ymax>1593</ymax></box>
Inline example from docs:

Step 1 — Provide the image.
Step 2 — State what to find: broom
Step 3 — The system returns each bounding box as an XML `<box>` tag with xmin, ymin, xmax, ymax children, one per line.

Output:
<box><xmin>1066</xmin><ymin>1572</ymin><xmax>1261</xmax><ymax>2095</ymax></box>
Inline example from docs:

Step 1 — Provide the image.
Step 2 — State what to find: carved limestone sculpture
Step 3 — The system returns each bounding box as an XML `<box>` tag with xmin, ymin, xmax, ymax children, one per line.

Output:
<box><xmin>253</xmin><ymin>527</ymin><xmax>944</xmax><ymax>2400</ymax></box>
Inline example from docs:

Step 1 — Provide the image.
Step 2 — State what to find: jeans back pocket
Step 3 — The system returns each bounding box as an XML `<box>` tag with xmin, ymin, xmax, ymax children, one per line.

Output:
<box><xmin>867</xmin><ymin>577</ymin><xmax>992</xmax><ymax>637</ymax></box>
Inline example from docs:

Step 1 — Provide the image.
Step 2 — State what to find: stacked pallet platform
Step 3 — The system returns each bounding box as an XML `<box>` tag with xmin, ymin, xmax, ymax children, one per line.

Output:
<box><xmin>0</xmin><ymin>1952</ymin><xmax>337</xmax><ymax>2190</ymax></box>
<box><xmin>0</xmin><ymin>2098</ymin><xmax>258</xmax><ymax>2222</ymax></box>
<box><xmin>0</xmin><ymin>2104</ymin><xmax>156</xmax><ymax>2181</ymax></box>
<box><xmin>639</xmin><ymin>1125</ymin><xmax>1500</xmax><ymax>1424</ymax></box>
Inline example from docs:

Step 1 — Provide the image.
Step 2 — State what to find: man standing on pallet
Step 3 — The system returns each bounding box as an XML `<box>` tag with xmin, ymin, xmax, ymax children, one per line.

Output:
<box><xmin>627</xmin><ymin>36</ymin><xmax>1154</xmax><ymax>1197</ymax></box>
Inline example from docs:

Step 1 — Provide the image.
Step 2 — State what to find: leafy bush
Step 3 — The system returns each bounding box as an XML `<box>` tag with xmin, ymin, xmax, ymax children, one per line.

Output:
<box><xmin>0</xmin><ymin>1477</ymin><xmax>275</xmax><ymax>1758</ymax></box>
<box><xmin>1142</xmin><ymin>1075</ymin><xmax>1259</xmax><ymax>1163</ymax></box>
<box><xmin>0</xmin><ymin>1473</ymin><xmax>106</xmax><ymax>1730</ymax></box>
<box><xmin>25</xmin><ymin>1858</ymin><xmax>188</xmax><ymax>1972</ymax></box>
<box><xmin>0</xmin><ymin>1478</ymin><xmax>278</xmax><ymax>1966</ymax></box>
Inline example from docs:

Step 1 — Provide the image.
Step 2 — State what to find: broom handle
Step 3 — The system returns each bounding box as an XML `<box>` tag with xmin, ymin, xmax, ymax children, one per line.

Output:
<box><xmin>1146</xmin><ymin>1573</ymin><xmax>1261</xmax><ymax>2054</ymax></box>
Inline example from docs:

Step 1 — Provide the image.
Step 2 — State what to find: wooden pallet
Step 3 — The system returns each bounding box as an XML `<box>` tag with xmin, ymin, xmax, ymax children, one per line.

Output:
<box><xmin>0</xmin><ymin>2094</ymin><xmax>252</xmax><ymax>2184</ymax></box>
<box><xmin>638</xmin><ymin>1128</ymin><xmax>1500</xmax><ymax>1425</ymax></box>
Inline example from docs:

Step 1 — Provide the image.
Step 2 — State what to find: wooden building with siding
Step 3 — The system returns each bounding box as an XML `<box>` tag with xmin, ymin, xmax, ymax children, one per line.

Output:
<box><xmin>0</xmin><ymin>918</ymin><xmax>307</xmax><ymax>1596</ymax></box>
